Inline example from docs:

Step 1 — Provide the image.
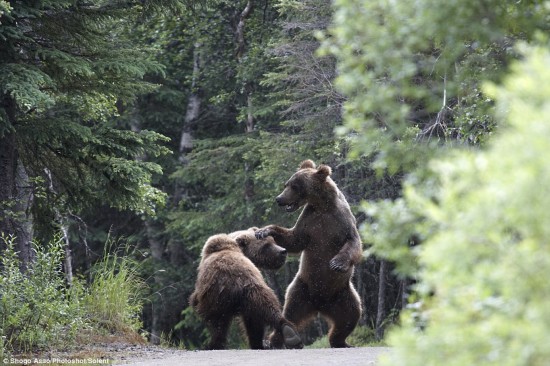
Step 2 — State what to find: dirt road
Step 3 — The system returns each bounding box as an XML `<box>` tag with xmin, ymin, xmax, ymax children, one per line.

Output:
<box><xmin>114</xmin><ymin>347</ymin><xmax>390</xmax><ymax>366</ymax></box>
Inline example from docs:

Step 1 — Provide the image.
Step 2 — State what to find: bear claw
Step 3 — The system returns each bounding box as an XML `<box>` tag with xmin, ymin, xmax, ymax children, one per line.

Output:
<box><xmin>255</xmin><ymin>229</ymin><xmax>270</xmax><ymax>239</ymax></box>
<box><xmin>329</xmin><ymin>257</ymin><xmax>349</xmax><ymax>273</ymax></box>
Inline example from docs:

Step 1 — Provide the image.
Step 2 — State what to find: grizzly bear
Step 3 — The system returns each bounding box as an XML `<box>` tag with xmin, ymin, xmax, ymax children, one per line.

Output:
<box><xmin>189</xmin><ymin>228</ymin><xmax>303</xmax><ymax>350</ymax></box>
<box><xmin>256</xmin><ymin>160</ymin><xmax>363</xmax><ymax>348</ymax></box>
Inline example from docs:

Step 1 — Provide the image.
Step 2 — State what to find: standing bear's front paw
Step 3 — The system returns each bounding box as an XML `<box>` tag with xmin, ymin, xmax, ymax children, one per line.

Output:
<box><xmin>254</xmin><ymin>227</ymin><xmax>271</xmax><ymax>239</ymax></box>
<box><xmin>329</xmin><ymin>255</ymin><xmax>350</xmax><ymax>273</ymax></box>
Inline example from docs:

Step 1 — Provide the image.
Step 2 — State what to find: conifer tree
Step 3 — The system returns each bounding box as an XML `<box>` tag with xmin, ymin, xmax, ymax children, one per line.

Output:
<box><xmin>0</xmin><ymin>1</ymin><xmax>9</xmax><ymax>19</ymax></box>
<box><xmin>0</xmin><ymin>1</ymin><xmax>183</xmax><ymax>268</ymax></box>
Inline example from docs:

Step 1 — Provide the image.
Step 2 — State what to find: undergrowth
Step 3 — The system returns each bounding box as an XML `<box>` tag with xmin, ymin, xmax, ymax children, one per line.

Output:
<box><xmin>306</xmin><ymin>325</ymin><xmax>384</xmax><ymax>349</ymax></box>
<box><xmin>84</xmin><ymin>244</ymin><xmax>144</xmax><ymax>336</ymax></box>
<box><xmin>0</xmin><ymin>235</ymin><xmax>145</xmax><ymax>358</ymax></box>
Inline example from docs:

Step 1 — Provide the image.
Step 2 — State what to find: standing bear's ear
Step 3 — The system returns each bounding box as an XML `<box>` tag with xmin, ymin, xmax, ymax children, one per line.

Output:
<box><xmin>299</xmin><ymin>160</ymin><xmax>316</xmax><ymax>170</ymax></box>
<box><xmin>315</xmin><ymin>164</ymin><xmax>332</xmax><ymax>181</ymax></box>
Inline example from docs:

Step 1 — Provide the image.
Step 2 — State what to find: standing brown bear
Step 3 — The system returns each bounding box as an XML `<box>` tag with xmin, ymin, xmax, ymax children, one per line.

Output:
<box><xmin>189</xmin><ymin>228</ymin><xmax>303</xmax><ymax>350</ymax></box>
<box><xmin>256</xmin><ymin>160</ymin><xmax>363</xmax><ymax>348</ymax></box>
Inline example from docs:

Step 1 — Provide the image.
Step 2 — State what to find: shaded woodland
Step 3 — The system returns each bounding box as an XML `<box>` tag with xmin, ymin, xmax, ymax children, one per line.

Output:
<box><xmin>2</xmin><ymin>0</ymin><xmax>550</xmax><ymax>359</ymax></box>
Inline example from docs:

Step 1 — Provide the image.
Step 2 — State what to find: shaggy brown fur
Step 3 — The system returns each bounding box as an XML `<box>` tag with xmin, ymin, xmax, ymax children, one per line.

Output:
<box><xmin>256</xmin><ymin>160</ymin><xmax>363</xmax><ymax>348</ymax></box>
<box><xmin>189</xmin><ymin>229</ymin><xmax>303</xmax><ymax>350</ymax></box>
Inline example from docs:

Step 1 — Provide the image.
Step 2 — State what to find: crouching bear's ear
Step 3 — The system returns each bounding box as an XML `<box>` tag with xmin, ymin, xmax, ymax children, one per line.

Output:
<box><xmin>235</xmin><ymin>237</ymin><xmax>248</xmax><ymax>249</ymax></box>
<box><xmin>316</xmin><ymin>164</ymin><xmax>332</xmax><ymax>181</ymax></box>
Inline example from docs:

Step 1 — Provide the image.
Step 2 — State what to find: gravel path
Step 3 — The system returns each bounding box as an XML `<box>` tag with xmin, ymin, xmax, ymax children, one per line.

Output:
<box><xmin>113</xmin><ymin>347</ymin><xmax>390</xmax><ymax>366</ymax></box>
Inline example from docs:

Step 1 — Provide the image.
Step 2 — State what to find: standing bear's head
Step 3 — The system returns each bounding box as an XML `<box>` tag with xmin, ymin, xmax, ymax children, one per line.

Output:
<box><xmin>275</xmin><ymin>160</ymin><xmax>336</xmax><ymax>212</ymax></box>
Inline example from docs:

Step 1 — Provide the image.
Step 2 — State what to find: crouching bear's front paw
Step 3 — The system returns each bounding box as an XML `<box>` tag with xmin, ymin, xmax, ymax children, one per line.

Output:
<box><xmin>329</xmin><ymin>256</ymin><xmax>350</xmax><ymax>273</ymax></box>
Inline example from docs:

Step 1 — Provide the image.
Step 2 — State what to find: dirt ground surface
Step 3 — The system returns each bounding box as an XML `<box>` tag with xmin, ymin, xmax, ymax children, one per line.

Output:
<box><xmin>113</xmin><ymin>346</ymin><xmax>391</xmax><ymax>366</ymax></box>
<box><xmin>5</xmin><ymin>343</ymin><xmax>389</xmax><ymax>365</ymax></box>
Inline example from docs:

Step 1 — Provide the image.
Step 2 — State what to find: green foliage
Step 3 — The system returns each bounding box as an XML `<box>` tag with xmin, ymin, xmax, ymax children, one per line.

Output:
<box><xmin>322</xmin><ymin>0</ymin><xmax>550</xmax><ymax>173</ymax></box>
<box><xmin>0</xmin><ymin>234</ymin><xmax>146</xmax><ymax>355</ymax></box>
<box><xmin>0</xmin><ymin>1</ymin><xmax>172</xmax><ymax>231</ymax></box>
<box><xmin>175</xmin><ymin>307</ymin><xmax>208</xmax><ymax>350</ymax></box>
<box><xmin>0</xmin><ymin>64</ymin><xmax>55</xmax><ymax>114</ymax></box>
<box><xmin>382</xmin><ymin>44</ymin><xmax>550</xmax><ymax>366</ymax></box>
<box><xmin>307</xmin><ymin>325</ymin><xmax>378</xmax><ymax>348</ymax></box>
<box><xmin>84</xmin><ymin>243</ymin><xmax>145</xmax><ymax>335</ymax></box>
<box><xmin>0</xmin><ymin>1</ymin><xmax>10</xmax><ymax>18</ymax></box>
<box><xmin>306</xmin><ymin>0</ymin><xmax>550</xmax><ymax>351</ymax></box>
<box><xmin>176</xmin><ymin>307</ymin><xmax>247</xmax><ymax>350</ymax></box>
<box><xmin>263</xmin><ymin>0</ymin><xmax>342</xmax><ymax>133</ymax></box>
<box><xmin>0</xmin><ymin>235</ymin><xmax>84</xmax><ymax>353</ymax></box>
<box><xmin>361</xmin><ymin>198</ymin><xmax>420</xmax><ymax>276</ymax></box>
<box><xmin>169</xmin><ymin>135</ymin><xmax>270</xmax><ymax>245</ymax></box>
<box><xmin>321</xmin><ymin>0</ymin><xmax>550</xmax><ymax>321</ymax></box>
<box><xmin>23</xmin><ymin>118</ymin><xmax>170</xmax><ymax>215</ymax></box>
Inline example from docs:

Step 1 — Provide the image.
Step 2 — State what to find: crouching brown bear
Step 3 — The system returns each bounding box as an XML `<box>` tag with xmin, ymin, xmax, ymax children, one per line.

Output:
<box><xmin>256</xmin><ymin>160</ymin><xmax>363</xmax><ymax>348</ymax></box>
<box><xmin>189</xmin><ymin>228</ymin><xmax>303</xmax><ymax>350</ymax></box>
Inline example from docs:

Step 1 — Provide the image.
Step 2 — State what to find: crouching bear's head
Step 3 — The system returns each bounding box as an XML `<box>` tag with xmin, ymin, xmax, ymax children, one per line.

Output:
<box><xmin>229</xmin><ymin>228</ymin><xmax>288</xmax><ymax>270</ymax></box>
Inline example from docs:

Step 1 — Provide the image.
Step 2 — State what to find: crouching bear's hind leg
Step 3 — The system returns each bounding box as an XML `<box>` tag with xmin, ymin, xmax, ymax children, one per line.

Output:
<box><xmin>205</xmin><ymin>314</ymin><xmax>232</xmax><ymax>350</ymax></box>
<box><xmin>243</xmin><ymin>286</ymin><xmax>304</xmax><ymax>349</ymax></box>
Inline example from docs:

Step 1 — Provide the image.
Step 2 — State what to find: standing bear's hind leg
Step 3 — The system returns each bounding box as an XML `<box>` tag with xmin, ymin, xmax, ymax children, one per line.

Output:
<box><xmin>321</xmin><ymin>286</ymin><xmax>361</xmax><ymax>348</ymax></box>
<box><xmin>267</xmin><ymin>277</ymin><xmax>316</xmax><ymax>349</ymax></box>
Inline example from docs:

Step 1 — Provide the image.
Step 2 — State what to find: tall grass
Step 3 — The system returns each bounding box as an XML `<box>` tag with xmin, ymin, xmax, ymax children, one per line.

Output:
<box><xmin>0</xmin><ymin>234</ymin><xmax>145</xmax><ymax>357</ymax></box>
<box><xmin>84</xmin><ymin>244</ymin><xmax>144</xmax><ymax>335</ymax></box>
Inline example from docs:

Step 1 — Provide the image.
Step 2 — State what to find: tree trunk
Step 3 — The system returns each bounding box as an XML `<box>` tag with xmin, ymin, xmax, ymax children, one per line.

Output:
<box><xmin>401</xmin><ymin>278</ymin><xmax>410</xmax><ymax>309</ymax></box>
<box><xmin>235</xmin><ymin>1</ymin><xmax>256</xmax><ymax>203</ymax></box>
<box><xmin>125</xmin><ymin>101</ymin><xmax>167</xmax><ymax>345</ymax></box>
<box><xmin>243</xmin><ymin>99</ymin><xmax>254</xmax><ymax>201</ymax></box>
<box><xmin>1</xmin><ymin>95</ymin><xmax>35</xmax><ymax>270</ymax></box>
<box><xmin>0</xmin><ymin>113</ymin><xmax>35</xmax><ymax>271</ymax></box>
<box><xmin>245</xmin><ymin>92</ymin><xmax>254</xmax><ymax>133</ymax></box>
<box><xmin>13</xmin><ymin>159</ymin><xmax>34</xmax><ymax>269</ymax></box>
<box><xmin>354</xmin><ymin>261</ymin><xmax>367</xmax><ymax>325</ymax></box>
<box><xmin>375</xmin><ymin>260</ymin><xmax>387</xmax><ymax>341</ymax></box>
<box><xmin>179</xmin><ymin>42</ymin><xmax>202</xmax><ymax>161</ymax></box>
<box><xmin>44</xmin><ymin>167</ymin><xmax>74</xmax><ymax>285</ymax></box>
<box><xmin>60</xmin><ymin>221</ymin><xmax>73</xmax><ymax>286</ymax></box>
<box><xmin>0</xmin><ymin>134</ymin><xmax>17</xmax><ymax>232</ymax></box>
<box><xmin>145</xmin><ymin>219</ymin><xmax>165</xmax><ymax>345</ymax></box>
<box><xmin>235</xmin><ymin>1</ymin><xmax>253</xmax><ymax>60</ymax></box>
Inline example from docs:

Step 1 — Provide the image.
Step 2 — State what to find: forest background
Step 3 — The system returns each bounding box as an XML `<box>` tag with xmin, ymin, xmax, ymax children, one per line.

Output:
<box><xmin>1</xmin><ymin>0</ymin><xmax>550</xmax><ymax>363</ymax></box>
